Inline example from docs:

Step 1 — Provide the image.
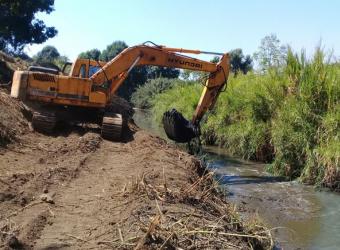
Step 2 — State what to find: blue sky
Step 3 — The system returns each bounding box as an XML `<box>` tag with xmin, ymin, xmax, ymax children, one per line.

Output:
<box><xmin>25</xmin><ymin>0</ymin><xmax>340</xmax><ymax>61</ymax></box>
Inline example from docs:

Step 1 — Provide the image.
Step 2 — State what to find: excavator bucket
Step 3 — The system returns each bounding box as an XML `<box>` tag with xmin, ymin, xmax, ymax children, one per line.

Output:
<box><xmin>162</xmin><ymin>109</ymin><xmax>200</xmax><ymax>143</ymax></box>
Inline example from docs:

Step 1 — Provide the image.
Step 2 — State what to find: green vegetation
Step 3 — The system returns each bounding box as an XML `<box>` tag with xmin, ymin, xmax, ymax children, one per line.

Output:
<box><xmin>148</xmin><ymin>48</ymin><xmax>339</xmax><ymax>190</ymax></box>
<box><xmin>0</xmin><ymin>0</ymin><xmax>57</xmax><ymax>54</ymax></box>
<box><xmin>229</xmin><ymin>49</ymin><xmax>253</xmax><ymax>75</ymax></box>
<box><xmin>78</xmin><ymin>48</ymin><xmax>101</xmax><ymax>61</ymax></box>
<box><xmin>33</xmin><ymin>45</ymin><xmax>69</xmax><ymax>70</ymax></box>
<box><xmin>131</xmin><ymin>77</ymin><xmax>186</xmax><ymax>109</ymax></box>
<box><xmin>151</xmin><ymin>80</ymin><xmax>201</xmax><ymax>125</ymax></box>
<box><xmin>99</xmin><ymin>40</ymin><xmax>128</xmax><ymax>61</ymax></box>
<box><xmin>253</xmin><ymin>34</ymin><xmax>287</xmax><ymax>71</ymax></box>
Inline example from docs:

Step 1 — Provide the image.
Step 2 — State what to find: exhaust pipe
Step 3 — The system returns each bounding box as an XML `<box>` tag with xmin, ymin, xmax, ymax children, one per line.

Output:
<box><xmin>162</xmin><ymin>109</ymin><xmax>200</xmax><ymax>143</ymax></box>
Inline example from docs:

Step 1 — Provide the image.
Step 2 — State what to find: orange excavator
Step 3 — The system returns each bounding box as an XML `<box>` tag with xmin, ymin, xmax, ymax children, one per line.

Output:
<box><xmin>10</xmin><ymin>42</ymin><xmax>230</xmax><ymax>142</ymax></box>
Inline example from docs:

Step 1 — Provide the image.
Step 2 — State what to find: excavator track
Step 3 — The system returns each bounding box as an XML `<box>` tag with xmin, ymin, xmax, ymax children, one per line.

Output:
<box><xmin>32</xmin><ymin>111</ymin><xmax>57</xmax><ymax>134</ymax></box>
<box><xmin>101</xmin><ymin>113</ymin><xmax>123</xmax><ymax>141</ymax></box>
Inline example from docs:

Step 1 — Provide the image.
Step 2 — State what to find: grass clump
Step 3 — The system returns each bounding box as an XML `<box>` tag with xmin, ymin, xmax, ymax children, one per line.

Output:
<box><xmin>270</xmin><ymin>48</ymin><xmax>339</xmax><ymax>186</ymax></box>
<box><xmin>300</xmin><ymin>105</ymin><xmax>340</xmax><ymax>189</ymax></box>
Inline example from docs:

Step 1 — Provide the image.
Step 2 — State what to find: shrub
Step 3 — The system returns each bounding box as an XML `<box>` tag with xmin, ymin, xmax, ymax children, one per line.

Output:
<box><xmin>301</xmin><ymin>105</ymin><xmax>340</xmax><ymax>189</ymax></box>
<box><xmin>151</xmin><ymin>81</ymin><xmax>201</xmax><ymax>124</ymax></box>
<box><xmin>131</xmin><ymin>78</ymin><xmax>183</xmax><ymax>109</ymax></box>
<box><xmin>201</xmin><ymin>72</ymin><xmax>285</xmax><ymax>161</ymax></box>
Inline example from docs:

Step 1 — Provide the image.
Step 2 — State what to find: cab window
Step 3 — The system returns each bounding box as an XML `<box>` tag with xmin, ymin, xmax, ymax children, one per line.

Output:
<box><xmin>89</xmin><ymin>65</ymin><xmax>101</xmax><ymax>77</ymax></box>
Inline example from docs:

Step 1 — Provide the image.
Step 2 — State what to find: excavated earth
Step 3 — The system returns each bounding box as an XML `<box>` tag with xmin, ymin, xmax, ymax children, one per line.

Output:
<box><xmin>0</xmin><ymin>85</ymin><xmax>271</xmax><ymax>249</ymax></box>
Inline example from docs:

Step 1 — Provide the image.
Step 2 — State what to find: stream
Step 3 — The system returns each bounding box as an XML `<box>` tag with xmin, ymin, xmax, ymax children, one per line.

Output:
<box><xmin>133</xmin><ymin>109</ymin><xmax>340</xmax><ymax>250</ymax></box>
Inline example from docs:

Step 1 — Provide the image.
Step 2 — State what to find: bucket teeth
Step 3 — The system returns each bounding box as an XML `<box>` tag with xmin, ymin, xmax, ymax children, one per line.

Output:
<box><xmin>162</xmin><ymin>109</ymin><xmax>199</xmax><ymax>143</ymax></box>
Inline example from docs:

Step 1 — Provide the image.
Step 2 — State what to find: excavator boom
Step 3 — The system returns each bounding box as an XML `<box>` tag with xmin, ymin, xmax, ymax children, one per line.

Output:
<box><xmin>90</xmin><ymin>44</ymin><xmax>230</xmax><ymax>124</ymax></box>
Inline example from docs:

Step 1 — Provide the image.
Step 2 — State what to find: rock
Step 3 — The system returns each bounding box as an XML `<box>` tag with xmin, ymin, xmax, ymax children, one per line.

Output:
<box><xmin>40</xmin><ymin>194</ymin><xmax>54</xmax><ymax>204</ymax></box>
<box><xmin>43</xmin><ymin>186</ymin><xmax>48</xmax><ymax>193</ymax></box>
<box><xmin>7</xmin><ymin>235</ymin><xmax>22</xmax><ymax>249</ymax></box>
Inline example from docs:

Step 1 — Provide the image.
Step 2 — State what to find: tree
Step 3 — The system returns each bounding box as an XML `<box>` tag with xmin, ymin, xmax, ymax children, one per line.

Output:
<box><xmin>53</xmin><ymin>55</ymin><xmax>69</xmax><ymax>70</ymax></box>
<box><xmin>117</xmin><ymin>66</ymin><xmax>148</xmax><ymax>100</ymax></box>
<box><xmin>254</xmin><ymin>34</ymin><xmax>287</xmax><ymax>71</ymax></box>
<box><xmin>229</xmin><ymin>49</ymin><xmax>253</xmax><ymax>75</ymax></box>
<box><xmin>33</xmin><ymin>46</ymin><xmax>68</xmax><ymax>70</ymax></box>
<box><xmin>100</xmin><ymin>41</ymin><xmax>127</xmax><ymax>61</ymax></box>
<box><xmin>131</xmin><ymin>78</ymin><xmax>180</xmax><ymax>109</ymax></box>
<box><xmin>98</xmin><ymin>41</ymin><xmax>147</xmax><ymax>100</ymax></box>
<box><xmin>210</xmin><ymin>56</ymin><xmax>219</xmax><ymax>64</ymax></box>
<box><xmin>34</xmin><ymin>45</ymin><xmax>59</xmax><ymax>64</ymax></box>
<box><xmin>0</xmin><ymin>0</ymin><xmax>57</xmax><ymax>54</ymax></box>
<box><xmin>146</xmin><ymin>66</ymin><xmax>179</xmax><ymax>79</ymax></box>
<box><xmin>78</xmin><ymin>49</ymin><xmax>101</xmax><ymax>61</ymax></box>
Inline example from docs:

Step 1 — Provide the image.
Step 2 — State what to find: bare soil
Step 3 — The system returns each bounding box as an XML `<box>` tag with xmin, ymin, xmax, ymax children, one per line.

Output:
<box><xmin>0</xmin><ymin>90</ymin><xmax>271</xmax><ymax>249</ymax></box>
<box><xmin>0</xmin><ymin>90</ymin><xmax>30</xmax><ymax>146</ymax></box>
<box><xmin>0</xmin><ymin>52</ymin><xmax>29</xmax><ymax>86</ymax></box>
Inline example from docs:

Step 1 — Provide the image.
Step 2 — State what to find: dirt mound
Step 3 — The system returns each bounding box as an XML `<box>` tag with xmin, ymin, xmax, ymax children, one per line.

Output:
<box><xmin>0</xmin><ymin>90</ymin><xmax>30</xmax><ymax>146</ymax></box>
<box><xmin>0</xmin><ymin>51</ymin><xmax>29</xmax><ymax>85</ymax></box>
<box><xmin>0</xmin><ymin>51</ymin><xmax>30</xmax><ymax>146</ymax></box>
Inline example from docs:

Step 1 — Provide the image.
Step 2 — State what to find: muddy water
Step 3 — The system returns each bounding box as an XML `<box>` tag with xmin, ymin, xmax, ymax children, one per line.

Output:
<box><xmin>133</xmin><ymin>110</ymin><xmax>340</xmax><ymax>250</ymax></box>
<box><xmin>204</xmin><ymin>147</ymin><xmax>340</xmax><ymax>250</ymax></box>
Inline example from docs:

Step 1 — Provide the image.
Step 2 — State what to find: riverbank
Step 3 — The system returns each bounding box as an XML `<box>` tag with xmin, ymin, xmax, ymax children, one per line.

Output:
<box><xmin>139</xmin><ymin>48</ymin><xmax>339</xmax><ymax>190</ymax></box>
<box><xmin>0</xmin><ymin>90</ymin><xmax>271</xmax><ymax>249</ymax></box>
<box><xmin>205</xmin><ymin>146</ymin><xmax>340</xmax><ymax>249</ymax></box>
<box><xmin>134</xmin><ymin>109</ymin><xmax>340</xmax><ymax>249</ymax></box>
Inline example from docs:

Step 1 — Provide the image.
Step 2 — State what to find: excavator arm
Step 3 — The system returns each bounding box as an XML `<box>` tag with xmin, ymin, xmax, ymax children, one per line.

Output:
<box><xmin>90</xmin><ymin>44</ymin><xmax>230</xmax><ymax>140</ymax></box>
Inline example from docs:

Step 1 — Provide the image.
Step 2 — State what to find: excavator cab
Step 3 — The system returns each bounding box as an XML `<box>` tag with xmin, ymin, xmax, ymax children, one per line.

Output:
<box><xmin>68</xmin><ymin>59</ymin><xmax>106</xmax><ymax>78</ymax></box>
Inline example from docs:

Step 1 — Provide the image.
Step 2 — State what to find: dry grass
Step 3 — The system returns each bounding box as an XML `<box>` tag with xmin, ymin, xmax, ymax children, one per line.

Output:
<box><xmin>106</xmin><ymin>161</ymin><xmax>273</xmax><ymax>250</ymax></box>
